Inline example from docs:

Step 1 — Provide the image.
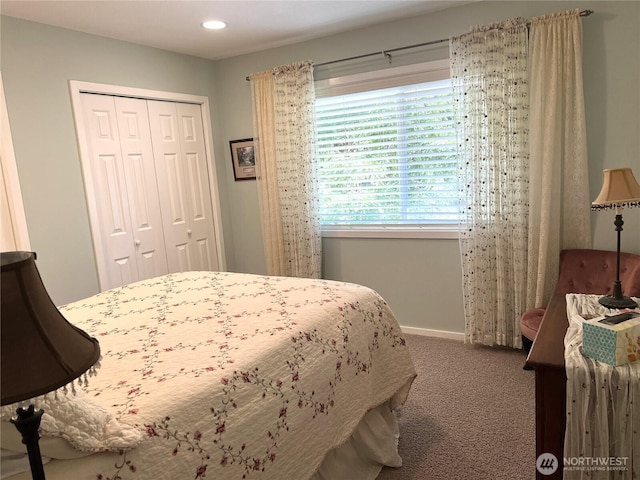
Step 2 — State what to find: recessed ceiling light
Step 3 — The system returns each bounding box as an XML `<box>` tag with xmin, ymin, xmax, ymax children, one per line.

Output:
<box><xmin>202</xmin><ymin>20</ymin><xmax>227</xmax><ymax>30</ymax></box>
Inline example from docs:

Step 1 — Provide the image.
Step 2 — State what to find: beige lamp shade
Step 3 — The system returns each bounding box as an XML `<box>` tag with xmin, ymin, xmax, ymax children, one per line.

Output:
<box><xmin>1</xmin><ymin>252</ymin><xmax>100</xmax><ymax>406</ymax></box>
<box><xmin>592</xmin><ymin>168</ymin><xmax>640</xmax><ymax>206</ymax></box>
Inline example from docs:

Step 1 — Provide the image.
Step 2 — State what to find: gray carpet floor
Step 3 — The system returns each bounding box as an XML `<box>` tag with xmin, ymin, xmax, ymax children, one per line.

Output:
<box><xmin>377</xmin><ymin>334</ymin><xmax>536</xmax><ymax>480</ymax></box>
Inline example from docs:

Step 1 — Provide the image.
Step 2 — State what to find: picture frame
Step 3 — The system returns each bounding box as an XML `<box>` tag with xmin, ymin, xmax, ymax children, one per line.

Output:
<box><xmin>229</xmin><ymin>138</ymin><xmax>256</xmax><ymax>181</ymax></box>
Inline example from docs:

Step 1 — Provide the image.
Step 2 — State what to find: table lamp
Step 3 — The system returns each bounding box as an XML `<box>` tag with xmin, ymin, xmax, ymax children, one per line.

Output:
<box><xmin>591</xmin><ymin>168</ymin><xmax>640</xmax><ymax>309</ymax></box>
<box><xmin>1</xmin><ymin>251</ymin><xmax>101</xmax><ymax>480</ymax></box>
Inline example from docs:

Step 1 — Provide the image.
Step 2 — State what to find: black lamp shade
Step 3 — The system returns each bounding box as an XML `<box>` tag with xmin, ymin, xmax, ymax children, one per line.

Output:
<box><xmin>1</xmin><ymin>252</ymin><xmax>100</xmax><ymax>406</ymax></box>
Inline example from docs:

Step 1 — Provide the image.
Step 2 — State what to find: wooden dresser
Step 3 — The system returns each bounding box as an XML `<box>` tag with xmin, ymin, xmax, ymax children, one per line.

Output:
<box><xmin>525</xmin><ymin>293</ymin><xmax>569</xmax><ymax>480</ymax></box>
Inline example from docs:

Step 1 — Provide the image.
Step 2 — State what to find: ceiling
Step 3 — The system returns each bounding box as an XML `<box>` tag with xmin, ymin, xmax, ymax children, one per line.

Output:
<box><xmin>0</xmin><ymin>0</ymin><xmax>471</xmax><ymax>61</ymax></box>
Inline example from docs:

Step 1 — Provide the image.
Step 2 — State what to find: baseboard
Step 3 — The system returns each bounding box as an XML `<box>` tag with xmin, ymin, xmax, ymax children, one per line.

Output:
<box><xmin>400</xmin><ymin>325</ymin><xmax>465</xmax><ymax>341</ymax></box>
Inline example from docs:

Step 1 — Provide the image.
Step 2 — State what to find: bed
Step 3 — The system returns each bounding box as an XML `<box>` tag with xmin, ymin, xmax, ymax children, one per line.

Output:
<box><xmin>1</xmin><ymin>271</ymin><xmax>416</xmax><ymax>479</ymax></box>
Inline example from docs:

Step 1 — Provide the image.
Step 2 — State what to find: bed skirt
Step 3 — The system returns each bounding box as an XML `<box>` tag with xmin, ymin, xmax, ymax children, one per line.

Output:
<box><xmin>312</xmin><ymin>401</ymin><xmax>402</xmax><ymax>480</ymax></box>
<box><xmin>2</xmin><ymin>401</ymin><xmax>403</xmax><ymax>480</ymax></box>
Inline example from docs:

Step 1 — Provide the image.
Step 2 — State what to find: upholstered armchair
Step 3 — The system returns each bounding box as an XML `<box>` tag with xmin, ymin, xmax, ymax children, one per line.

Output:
<box><xmin>520</xmin><ymin>248</ymin><xmax>640</xmax><ymax>353</ymax></box>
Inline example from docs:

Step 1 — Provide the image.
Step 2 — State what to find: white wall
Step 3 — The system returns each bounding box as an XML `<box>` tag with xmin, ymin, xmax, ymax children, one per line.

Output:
<box><xmin>2</xmin><ymin>1</ymin><xmax>639</xmax><ymax>333</ymax></box>
<box><xmin>212</xmin><ymin>0</ymin><xmax>640</xmax><ymax>332</ymax></box>
<box><xmin>0</xmin><ymin>16</ymin><xmax>232</xmax><ymax>305</ymax></box>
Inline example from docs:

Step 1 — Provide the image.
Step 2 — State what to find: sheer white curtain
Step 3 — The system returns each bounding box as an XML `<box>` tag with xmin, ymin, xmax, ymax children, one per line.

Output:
<box><xmin>451</xmin><ymin>18</ymin><xmax>530</xmax><ymax>347</ymax></box>
<box><xmin>250</xmin><ymin>61</ymin><xmax>322</xmax><ymax>278</ymax></box>
<box><xmin>527</xmin><ymin>9</ymin><xmax>592</xmax><ymax>310</ymax></box>
<box><xmin>452</xmin><ymin>10</ymin><xmax>591</xmax><ymax>347</ymax></box>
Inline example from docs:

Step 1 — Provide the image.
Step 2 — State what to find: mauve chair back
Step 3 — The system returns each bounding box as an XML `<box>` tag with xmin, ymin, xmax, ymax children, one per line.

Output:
<box><xmin>555</xmin><ymin>249</ymin><xmax>640</xmax><ymax>297</ymax></box>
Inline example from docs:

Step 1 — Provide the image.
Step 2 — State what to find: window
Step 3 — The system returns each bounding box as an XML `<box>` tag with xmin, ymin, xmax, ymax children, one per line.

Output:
<box><xmin>315</xmin><ymin>60</ymin><xmax>459</xmax><ymax>238</ymax></box>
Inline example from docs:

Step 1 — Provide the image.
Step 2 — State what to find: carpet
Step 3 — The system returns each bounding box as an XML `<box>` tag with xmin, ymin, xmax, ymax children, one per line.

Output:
<box><xmin>378</xmin><ymin>334</ymin><xmax>536</xmax><ymax>480</ymax></box>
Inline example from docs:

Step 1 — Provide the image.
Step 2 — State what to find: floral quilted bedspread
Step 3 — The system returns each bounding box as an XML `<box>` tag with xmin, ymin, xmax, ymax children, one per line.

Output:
<box><xmin>34</xmin><ymin>271</ymin><xmax>416</xmax><ymax>480</ymax></box>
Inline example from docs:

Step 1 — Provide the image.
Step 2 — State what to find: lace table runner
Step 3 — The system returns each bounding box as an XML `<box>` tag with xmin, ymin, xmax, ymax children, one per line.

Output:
<box><xmin>564</xmin><ymin>294</ymin><xmax>639</xmax><ymax>480</ymax></box>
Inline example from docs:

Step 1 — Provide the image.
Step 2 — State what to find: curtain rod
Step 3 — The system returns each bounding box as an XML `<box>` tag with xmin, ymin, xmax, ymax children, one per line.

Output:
<box><xmin>245</xmin><ymin>9</ymin><xmax>593</xmax><ymax>81</ymax></box>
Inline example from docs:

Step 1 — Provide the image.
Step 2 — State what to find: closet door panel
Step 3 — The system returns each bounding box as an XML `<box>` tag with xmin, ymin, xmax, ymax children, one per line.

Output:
<box><xmin>175</xmin><ymin>243</ymin><xmax>193</xmax><ymax>272</ymax></box>
<box><xmin>80</xmin><ymin>93</ymin><xmax>136</xmax><ymax>290</ymax></box>
<box><xmin>113</xmin><ymin>256</ymin><xmax>135</xmax><ymax>287</ymax></box>
<box><xmin>195</xmin><ymin>238</ymin><xmax>213</xmax><ymax>271</ymax></box>
<box><xmin>148</xmin><ymin>101</ymin><xmax>218</xmax><ymax>273</ymax></box>
<box><xmin>176</xmin><ymin>103</ymin><xmax>218</xmax><ymax>271</ymax></box>
<box><xmin>148</xmin><ymin>103</ymin><xmax>191</xmax><ymax>272</ymax></box>
<box><xmin>162</xmin><ymin>153</ymin><xmax>189</xmax><ymax>227</ymax></box>
<box><xmin>114</xmin><ymin>97</ymin><xmax>169</xmax><ymax>280</ymax></box>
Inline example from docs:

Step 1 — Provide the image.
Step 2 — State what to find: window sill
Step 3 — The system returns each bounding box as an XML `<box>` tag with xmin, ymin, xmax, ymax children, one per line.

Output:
<box><xmin>321</xmin><ymin>225</ymin><xmax>460</xmax><ymax>239</ymax></box>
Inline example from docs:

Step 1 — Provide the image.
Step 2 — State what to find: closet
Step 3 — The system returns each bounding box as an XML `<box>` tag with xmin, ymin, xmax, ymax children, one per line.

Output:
<box><xmin>77</xmin><ymin>91</ymin><xmax>222</xmax><ymax>291</ymax></box>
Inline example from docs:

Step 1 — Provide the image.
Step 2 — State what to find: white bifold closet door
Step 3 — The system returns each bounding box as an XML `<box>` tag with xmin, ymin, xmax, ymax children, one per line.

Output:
<box><xmin>147</xmin><ymin>101</ymin><xmax>217</xmax><ymax>273</ymax></box>
<box><xmin>79</xmin><ymin>93</ymin><xmax>220</xmax><ymax>290</ymax></box>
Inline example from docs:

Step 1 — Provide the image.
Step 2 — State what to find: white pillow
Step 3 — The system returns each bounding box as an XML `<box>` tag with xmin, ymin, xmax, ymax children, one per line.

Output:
<box><xmin>1</xmin><ymin>389</ymin><xmax>142</xmax><ymax>458</ymax></box>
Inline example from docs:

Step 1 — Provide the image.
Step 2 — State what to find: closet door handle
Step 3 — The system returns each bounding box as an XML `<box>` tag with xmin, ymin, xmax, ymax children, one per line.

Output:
<box><xmin>187</xmin><ymin>229</ymin><xmax>193</xmax><ymax>237</ymax></box>
<box><xmin>135</xmin><ymin>240</ymin><xmax>141</xmax><ymax>247</ymax></box>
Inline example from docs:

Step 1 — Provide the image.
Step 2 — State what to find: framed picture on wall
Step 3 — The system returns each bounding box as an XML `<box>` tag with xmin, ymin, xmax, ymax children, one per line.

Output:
<box><xmin>229</xmin><ymin>138</ymin><xmax>256</xmax><ymax>180</ymax></box>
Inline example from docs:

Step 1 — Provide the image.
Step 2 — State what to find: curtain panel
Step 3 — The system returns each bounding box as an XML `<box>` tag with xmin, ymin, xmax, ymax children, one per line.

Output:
<box><xmin>452</xmin><ymin>10</ymin><xmax>591</xmax><ymax>347</ymax></box>
<box><xmin>527</xmin><ymin>9</ymin><xmax>592</xmax><ymax>310</ymax></box>
<box><xmin>451</xmin><ymin>18</ymin><xmax>531</xmax><ymax>347</ymax></box>
<box><xmin>250</xmin><ymin>61</ymin><xmax>322</xmax><ymax>278</ymax></box>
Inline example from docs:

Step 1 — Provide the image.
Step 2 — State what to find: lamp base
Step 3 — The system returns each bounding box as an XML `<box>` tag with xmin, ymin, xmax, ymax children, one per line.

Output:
<box><xmin>598</xmin><ymin>295</ymin><xmax>638</xmax><ymax>310</ymax></box>
<box><xmin>11</xmin><ymin>405</ymin><xmax>46</xmax><ymax>480</ymax></box>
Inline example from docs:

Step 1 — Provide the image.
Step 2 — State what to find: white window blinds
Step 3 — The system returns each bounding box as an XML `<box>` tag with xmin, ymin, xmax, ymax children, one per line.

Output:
<box><xmin>315</xmin><ymin>62</ymin><xmax>458</xmax><ymax>228</ymax></box>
